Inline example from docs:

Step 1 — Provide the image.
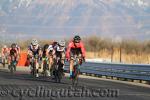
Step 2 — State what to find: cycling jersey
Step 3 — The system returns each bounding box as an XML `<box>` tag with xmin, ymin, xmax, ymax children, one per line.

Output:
<box><xmin>47</xmin><ymin>45</ymin><xmax>55</xmax><ymax>55</ymax></box>
<box><xmin>66</xmin><ymin>41</ymin><xmax>85</xmax><ymax>59</ymax></box>
<box><xmin>56</xmin><ymin>46</ymin><xmax>65</xmax><ymax>52</ymax></box>
<box><xmin>9</xmin><ymin>48</ymin><xmax>18</xmax><ymax>56</ymax></box>
<box><xmin>1</xmin><ymin>48</ymin><xmax>9</xmax><ymax>56</ymax></box>
<box><xmin>55</xmin><ymin>45</ymin><xmax>66</xmax><ymax>59</ymax></box>
<box><xmin>28</xmin><ymin>45</ymin><xmax>41</xmax><ymax>56</ymax></box>
<box><xmin>42</xmin><ymin>50</ymin><xmax>47</xmax><ymax>58</ymax></box>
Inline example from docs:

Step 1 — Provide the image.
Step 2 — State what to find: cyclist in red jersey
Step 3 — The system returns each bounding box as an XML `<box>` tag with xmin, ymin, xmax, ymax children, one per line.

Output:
<box><xmin>66</xmin><ymin>35</ymin><xmax>86</xmax><ymax>79</ymax></box>
<box><xmin>1</xmin><ymin>45</ymin><xmax>9</xmax><ymax>58</ymax></box>
<box><xmin>8</xmin><ymin>43</ymin><xmax>19</xmax><ymax>70</ymax></box>
<box><xmin>1</xmin><ymin>45</ymin><xmax>9</xmax><ymax>67</ymax></box>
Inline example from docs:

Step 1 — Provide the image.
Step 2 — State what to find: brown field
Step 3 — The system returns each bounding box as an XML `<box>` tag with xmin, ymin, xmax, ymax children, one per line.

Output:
<box><xmin>86</xmin><ymin>50</ymin><xmax>150</xmax><ymax>64</ymax></box>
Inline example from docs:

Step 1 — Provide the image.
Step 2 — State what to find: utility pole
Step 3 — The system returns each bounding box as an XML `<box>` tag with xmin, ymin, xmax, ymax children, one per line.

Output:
<box><xmin>111</xmin><ymin>45</ymin><xmax>114</xmax><ymax>63</ymax></box>
<box><xmin>119</xmin><ymin>45</ymin><xmax>122</xmax><ymax>63</ymax></box>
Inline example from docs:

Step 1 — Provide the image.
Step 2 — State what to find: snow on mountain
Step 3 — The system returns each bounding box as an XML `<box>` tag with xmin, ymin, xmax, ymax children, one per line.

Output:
<box><xmin>0</xmin><ymin>0</ymin><xmax>149</xmax><ymax>40</ymax></box>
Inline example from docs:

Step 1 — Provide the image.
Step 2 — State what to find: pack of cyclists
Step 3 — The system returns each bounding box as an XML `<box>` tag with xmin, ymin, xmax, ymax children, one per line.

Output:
<box><xmin>1</xmin><ymin>35</ymin><xmax>86</xmax><ymax>80</ymax></box>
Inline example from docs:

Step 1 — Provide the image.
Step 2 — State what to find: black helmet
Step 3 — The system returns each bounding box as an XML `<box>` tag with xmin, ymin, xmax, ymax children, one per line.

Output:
<box><xmin>73</xmin><ymin>35</ymin><xmax>81</xmax><ymax>43</ymax></box>
<box><xmin>11</xmin><ymin>43</ymin><xmax>16</xmax><ymax>48</ymax></box>
<box><xmin>52</xmin><ymin>41</ymin><xmax>58</xmax><ymax>47</ymax></box>
<box><xmin>43</xmin><ymin>44</ymin><xmax>49</xmax><ymax>50</ymax></box>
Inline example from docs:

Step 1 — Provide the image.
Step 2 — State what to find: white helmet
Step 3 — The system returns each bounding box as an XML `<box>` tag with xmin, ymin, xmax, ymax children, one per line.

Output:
<box><xmin>58</xmin><ymin>40</ymin><xmax>65</xmax><ymax>47</ymax></box>
<box><xmin>3</xmin><ymin>45</ymin><xmax>7</xmax><ymax>48</ymax></box>
<box><xmin>31</xmin><ymin>39</ymin><xmax>38</xmax><ymax>46</ymax></box>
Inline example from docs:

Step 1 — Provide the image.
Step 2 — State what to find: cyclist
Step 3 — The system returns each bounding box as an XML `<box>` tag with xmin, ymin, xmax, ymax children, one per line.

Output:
<box><xmin>54</xmin><ymin>40</ymin><xmax>66</xmax><ymax>75</ymax></box>
<box><xmin>1</xmin><ymin>45</ymin><xmax>9</xmax><ymax>67</ymax></box>
<box><xmin>66</xmin><ymin>35</ymin><xmax>86</xmax><ymax>79</ymax></box>
<box><xmin>27</xmin><ymin>39</ymin><xmax>42</xmax><ymax>77</ymax></box>
<box><xmin>43</xmin><ymin>44</ymin><xmax>49</xmax><ymax>58</ymax></box>
<box><xmin>8</xmin><ymin>43</ymin><xmax>19</xmax><ymax>71</ymax></box>
<box><xmin>47</xmin><ymin>43</ymin><xmax>56</xmax><ymax>76</ymax></box>
<box><xmin>42</xmin><ymin>44</ymin><xmax>50</xmax><ymax>76</ymax></box>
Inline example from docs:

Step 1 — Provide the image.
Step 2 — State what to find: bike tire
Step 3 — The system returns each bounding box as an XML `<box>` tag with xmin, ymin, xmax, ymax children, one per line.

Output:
<box><xmin>72</xmin><ymin>65</ymin><xmax>80</xmax><ymax>87</ymax></box>
<box><xmin>10</xmin><ymin>65</ymin><xmax>14</xmax><ymax>74</ymax></box>
<box><xmin>3</xmin><ymin>59</ymin><xmax>5</xmax><ymax>68</ymax></box>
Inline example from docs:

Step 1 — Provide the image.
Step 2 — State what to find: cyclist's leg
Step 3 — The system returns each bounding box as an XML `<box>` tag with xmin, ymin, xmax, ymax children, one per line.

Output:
<box><xmin>35</xmin><ymin>58</ymin><xmax>39</xmax><ymax>77</ymax></box>
<box><xmin>38</xmin><ymin>57</ymin><xmax>43</xmax><ymax>73</ymax></box>
<box><xmin>15</xmin><ymin>54</ymin><xmax>19</xmax><ymax>66</ymax></box>
<box><xmin>70</xmin><ymin>58</ymin><xmax>74</xmax><ymax>79</ymax></box>
<box><xmin>2</xmin><ymin>55</ymin><xmax>5</xmax><ymax>66</ymax></box>
<box><xmin>70</xmin><ymin>51</ymin><xmax>75</xmax><ymax>78</ymax></box>
<box><xmin>16</xmin><ymin>54</ymin><xmax>20</xmax><ymax>64</ymax></box>
<box><xmin>61</xmin><ymin>52</ymin><xmax>65</xmax><ymax>73</ymax></box>
<box><xmin>13</xmin><ymin>55</ymin><xmax>17</xmax><ymax>71</ymax></box>
<box><xmin>78</xmin><ymin>53</ymin><xmax>82</xmax><ymax>66</ymax></box>
<box><xmin>8</xmin><ymin>55</ymin><xmax>11</xmax><ymax>69</ymax></box>
<box><xmin>28</xmin><ymin>56</ymin><xmax>33</xmax><ymax>72</ymax></box>
<box><xmin>49</xmin><ymin>55</ymin><xmax>54</xmax><ymax>76</ymax></box>
<box><xmin>5</xmin><ymin>54</ymin><xmax>8</xmax><ymax>64</ymax></box>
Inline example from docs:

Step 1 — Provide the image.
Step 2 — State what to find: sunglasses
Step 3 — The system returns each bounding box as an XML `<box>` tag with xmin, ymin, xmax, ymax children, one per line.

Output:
<box><xmin>74</xmin><ymin>39</ymin><xmax>80</xmax><ymax>43</ymax></box>
<box><xmin>33</xmin><ymin>45</ymin><xmax>37</xmax><ymax>47</ymax></box>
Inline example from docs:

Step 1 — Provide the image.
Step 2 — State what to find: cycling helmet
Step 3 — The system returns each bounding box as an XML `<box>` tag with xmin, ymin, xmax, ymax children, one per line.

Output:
<box><xmin>73</xmin><ymin>35</ymin><xmax>81</xmax><ymax>43</ymax></box>
<box><xmin>58</xmin><ymin>40</ymin><xmax>65</xmax><ymax>47</ymax></box>
<box><xmin>31</xmin><ymin>39</ymin><xmax>38</xmax><ymax>46</ymax></box>
<box><xmin>43</xmin><ymin>44</ymin><xmax>49</xmax><ymax>50</ymax></box>
<box><xmin>11</xmin><ymin>43</ymin><xmax>16</xmax><ymax>49</ymax></box>
<box><xmin>3</xmin><ymin>45</ymin><xmax>7</xmax><ymax>48</ymax></box>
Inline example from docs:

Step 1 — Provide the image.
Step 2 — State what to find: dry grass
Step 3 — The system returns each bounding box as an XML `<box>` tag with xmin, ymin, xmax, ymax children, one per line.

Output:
<box><xmin>86</xmin><ymin>51</ymin><xmax>150</xmax><ymax>64</ymax></box>
<box><xmin>1</xmin><ymin>36</ymin><xmax>149</xmax><ymax>64</ymax></box>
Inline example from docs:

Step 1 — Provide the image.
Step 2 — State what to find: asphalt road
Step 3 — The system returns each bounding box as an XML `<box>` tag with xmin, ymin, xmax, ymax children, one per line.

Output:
<box><xmin>0</xmin><ymin>66</ymin><xmax>150</xmax><ymax>100</ymax></box>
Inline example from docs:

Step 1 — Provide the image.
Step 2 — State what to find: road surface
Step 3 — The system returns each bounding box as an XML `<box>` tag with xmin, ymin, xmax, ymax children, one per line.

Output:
<box><xmin>0</xmin><ymin>66</ymin><xmax>150</xmax><ymax>100</ymax></box>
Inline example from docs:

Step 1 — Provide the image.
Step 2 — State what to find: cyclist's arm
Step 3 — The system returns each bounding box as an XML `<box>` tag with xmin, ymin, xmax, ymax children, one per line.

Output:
<box><xmin>38</xmin><ymin>47</ymin><xmax>42</xmax><ymax>57</ymax></box>
<box><xmin>80</xmin><ymin>42</ymin><xmax>86</xmax><ymax>58</ymax></box>
<box><xmin>8</xmin><ymin>48</ymin><xmax>11</xmax><ymax>56</ymax></box>
<box><xmin>27</xmin><ymin>48</ymin><xmax>33</xmax><ymax>57</ymax></box>
<box><xmin>14</xmin><ymin>48</ymin><xmax>19</xmax><ymax>56</ymax></box>
<box><xmin>18</xmin><ymin>47</ymin><xmax>21</xmax><ymax>54</ymax></box>
<box><xmin>66</xmin><ymin>43</ymin><xmax>72</xmax><ymax>60</ymax></box>
<box><xmin>45</xmin><ymin>49</ymin><xmax>49</xmax><ymax>57</ymax></box>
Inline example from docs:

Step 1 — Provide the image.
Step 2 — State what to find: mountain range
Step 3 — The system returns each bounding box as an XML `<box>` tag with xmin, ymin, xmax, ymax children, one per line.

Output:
<box><xmin>0</xmin><ymin>0</ymin><xmax>150</xmax><ymax>41</ymax></box>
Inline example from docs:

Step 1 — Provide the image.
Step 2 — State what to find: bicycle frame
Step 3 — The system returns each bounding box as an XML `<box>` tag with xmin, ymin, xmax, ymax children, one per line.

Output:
<box><xmin>42</xmin><ymin>57</ymin><xmax>50</xmax><ymax>77</ymax></box>
<box><xmin>53</xmin><ymin>56</ymin><xmax>63</xmax><ymax>83</ymax></box>
<box><xmin>30</xmin><ymin>56</ymin><xmax>38</xmax><ymax>77</ymax></box>
<box><xmin>9</xmin><ymin>55</ymin><xmax>17</xmax><ymax>74</ymax></box>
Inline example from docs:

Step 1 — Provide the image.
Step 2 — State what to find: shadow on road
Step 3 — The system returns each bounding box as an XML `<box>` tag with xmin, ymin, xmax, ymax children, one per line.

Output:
<box><xmin>0</xmin><ymin>69</ymin><xmax>68</xmax><ymax>85</ymax></box>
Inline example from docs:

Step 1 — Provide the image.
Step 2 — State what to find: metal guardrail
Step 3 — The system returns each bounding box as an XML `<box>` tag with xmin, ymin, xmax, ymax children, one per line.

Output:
<box><xmin>0</xmin><ymin>56</ymin><xmax>149</xmax><ymax>81</ymax></box>
<box><xmin>64</xmin><ymin>62</ymin><xmax>150</xmax><ymax>81</ymax></box>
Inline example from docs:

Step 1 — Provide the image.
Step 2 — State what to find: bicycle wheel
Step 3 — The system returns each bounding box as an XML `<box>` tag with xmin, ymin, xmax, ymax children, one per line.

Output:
<box><xmin>75</xmin><ymin>68</ymin><xmax>80</xmax><ymax>86</ymax></box>
<box><xmin>31</xmin><ymin>62</ymin><xmax>36</xmax><ymax>77</ymax></box>
<box><xmin>3</xmin><ymin>58</ymin><xmax>5</xmax><ymax>68</ymax></box>
<box><xmin>10</xmin><ymin>65</ymin><xmax>14</xmax><ymax>74</ymax></box>
<box><xmin>57</xmin><ymin>66</ymin><xmax>63</xmax><ymax>83</ymax></box>
<box><xmin>54</xmin><ymin>66</ymin><xmax>59</xmax><ymax>83</ymax></box>
<box><xmin>43</xmin><ymin>61</ymin><xmax>47</xmax><ymax>77</ymax></box>
<box><xmin>72</xmin><ymin>65</ymin><xmax>78</xmax><ymax>86</ymax></box>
